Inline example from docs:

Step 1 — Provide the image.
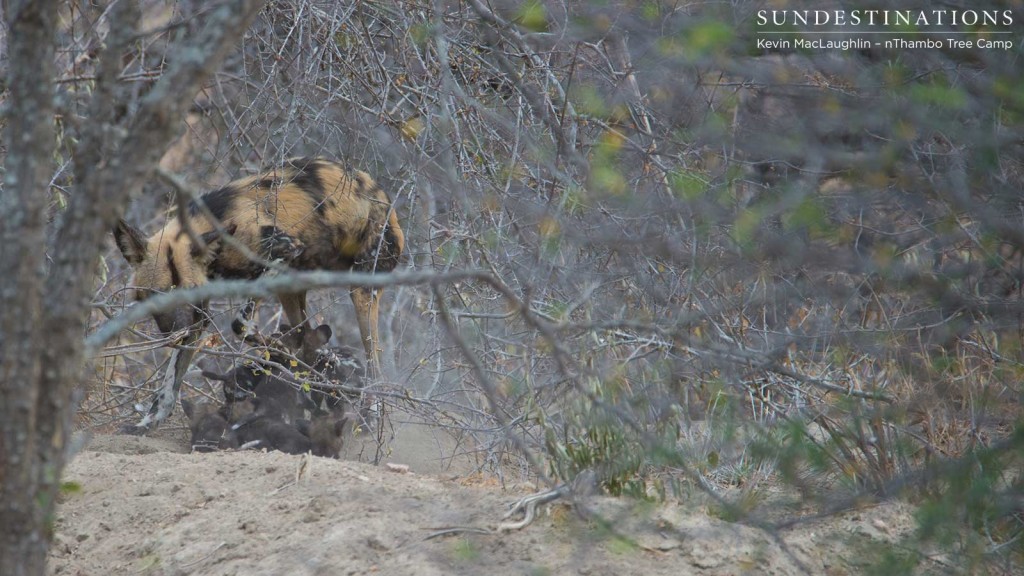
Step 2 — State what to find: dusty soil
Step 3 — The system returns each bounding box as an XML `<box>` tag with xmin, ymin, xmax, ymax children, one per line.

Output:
<box><xmin>49</xmin><ymin>426</ymin><xmax>926</xmax><ymax>576</ymax></box>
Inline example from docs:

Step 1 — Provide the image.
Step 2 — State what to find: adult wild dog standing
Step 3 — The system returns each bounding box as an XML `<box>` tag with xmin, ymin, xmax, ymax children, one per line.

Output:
<box><xmin>114</xmin><ymin>157</ymin><xmax>404</xmax><ymax>433</ymax></box>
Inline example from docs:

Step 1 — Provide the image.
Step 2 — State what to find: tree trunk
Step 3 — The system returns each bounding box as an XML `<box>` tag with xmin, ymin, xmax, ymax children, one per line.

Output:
<box><xmin>0</xmin><ymin>0</ymin><xmax>58</xmax><ymax>573</ymax></box>
<box><xmin>0</xmin><ymin>2</ymin><xmax>265</xmax><ymax>574</ymax></box>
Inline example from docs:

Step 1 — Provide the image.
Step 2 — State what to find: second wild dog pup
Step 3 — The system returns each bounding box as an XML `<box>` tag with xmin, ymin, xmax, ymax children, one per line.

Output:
<box><xmin>275</xmin><ymin>323</ymin><xmax>366</xmax><ymax>414</ymax></box>
<box><xmin>202</xmin><ymin>362</ymin><xmax>315</xmax><ymax>423</ymax></box>
<box><xmin>229</xmin><ymin>399</ymin><xmax>313</xmax><ymax>455</ymax></box>
<box><xmin>296</xmin><ymin>412</ymin><xmax>349</xmax><ymax>458</ymax></box>
<box><xmin>114</xmin><ymin>157</ymin><xmax>405</xmax><ymax>434</ymax></box>
<box><xmin>181</xmin><ymin>398</ymin><xmax>236</xmax><ymax>453</ymax></box>
<box><xmin>200</xmin><ymin>362</ymin><xmax>269</xmax><ymax>404</ymax></box>
<box><xmin>224</xmin><ymin>396</ymin><xmax>286</xmax><ymax>428</ymax></box>
<box><xmin>233</xmin><ymin>418</ymin><xmax>313</xmax><ymax>455</ymax></box>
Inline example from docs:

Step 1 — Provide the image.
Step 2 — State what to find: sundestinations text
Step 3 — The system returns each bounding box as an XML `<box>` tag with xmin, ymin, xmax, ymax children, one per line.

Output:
<box><xmin>757</xmin><ymin>10</ymin><xmax>1013</xmax><ymax>27</ymax></box>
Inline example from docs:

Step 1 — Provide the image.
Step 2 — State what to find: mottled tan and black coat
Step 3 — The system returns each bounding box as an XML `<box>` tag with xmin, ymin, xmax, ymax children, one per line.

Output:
<box><xmin>114</xmin><ymin>157</ymin><xmax>404</xmax><ymax>432</ymax></box>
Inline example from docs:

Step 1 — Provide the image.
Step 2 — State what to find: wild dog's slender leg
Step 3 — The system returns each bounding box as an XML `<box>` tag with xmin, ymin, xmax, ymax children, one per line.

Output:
<box><xmin>122</xmin><ymin>305</ymin><xmax>209</xmax><ymax>435</ymax></box>
<box><xmin>281</xmin><ymin>290</ymin><xmax>326</xmax><ymax>365</ymax></box>
<box><xmin>350</xmin><ymin>286</ymin><xmax>382</xmax><ymax>380</ymax></box>
<box><xmin>279</xmin><ymin>291</ymin><xmax>308</xmax><ymax>329</ymax></box>
<box><xmin>122</xmin><ymin>344</ymin><xmax>198</xmax><ymax>434</ymax></box>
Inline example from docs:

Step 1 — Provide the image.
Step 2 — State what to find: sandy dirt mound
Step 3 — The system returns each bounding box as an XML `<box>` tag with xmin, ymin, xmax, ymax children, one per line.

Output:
<box><xmin>48</xmin><ymin>434</ymin><xmax>920</xmax><ymax>576</ymax></box>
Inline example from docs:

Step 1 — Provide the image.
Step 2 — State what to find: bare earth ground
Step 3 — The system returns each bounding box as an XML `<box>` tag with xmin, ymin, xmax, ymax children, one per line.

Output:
<box><xmin>49</xmin><ymin>421</ymin><xmax>926</xmax><ymax>576</ymax></box>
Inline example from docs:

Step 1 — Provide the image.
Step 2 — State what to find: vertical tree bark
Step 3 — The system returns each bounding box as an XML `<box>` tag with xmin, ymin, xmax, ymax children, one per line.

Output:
<box><xmin>0</xmin><ymin>2</ymin><xmax>265</xmax><ymax>574</ymax></box>
<box><xmin>0</xmin><ymin>1</ymin><xmax>57</xmax><ymax>574</ymax></box>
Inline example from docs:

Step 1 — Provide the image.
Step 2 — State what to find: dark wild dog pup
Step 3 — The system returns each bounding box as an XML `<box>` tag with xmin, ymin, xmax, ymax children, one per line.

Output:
<box><xmin>181</xmin><ymin>398</ymin><xmax>236</xmax><ymax>453</ymax></box>
<box><xmin>223</xmin><ymin>397</ymin><xmax>284</xmax><ymax>428</ymax></box>
<box><xmin>114</xmin><ymin>157</ymin><xmax>405</xmax><ymax>433</ymax></box>
<box><xmin>275</xmin><ymin>323</ymin><xmax>366</xmax><ymax>414</ymax></box>
<box><xmin>233</xmin><ymin>418</ymin><xmax>312</xmax><ymax>455</ymax></box>
<box><xmin>202</xmin><ymin>362</ymin><xmax>315</xmax><ymax>423</ymax></box>
<box><xmin>296</xmin><ymin>412</ymin><xmax>349</xmax><ymax>459</ymax></box>
<box><xmin>200</xmin><ymin>362</ymin><xmax>268</xmax><ymax>404</ymax></box>
<box><xmin>228</xmin><ymin>398</ymin><xmax>312</xmax><ymax>455</ymax></box>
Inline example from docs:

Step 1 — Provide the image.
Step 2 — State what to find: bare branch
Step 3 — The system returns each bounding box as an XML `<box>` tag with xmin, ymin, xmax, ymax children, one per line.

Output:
<box><xmin>86</xmin><ymin>269</ymin><xmax>493</xmax><ymax>354</ymax></box>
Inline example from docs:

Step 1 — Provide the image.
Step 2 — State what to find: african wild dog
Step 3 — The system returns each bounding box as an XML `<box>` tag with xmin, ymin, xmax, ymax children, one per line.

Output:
<box><xmin>181</xmin><ymin>399</ymin><xmax>237</xmax><ymax>453</ymax></box>
<box><xmin>235</xmin><ymin>418</ymin><xmax>313</xmax><ymax>455</ymax></box>
<box><xmin>226</xmin><ymin>398</ymin><xmax>313</xmax><ymax>455</ymax></box>
<box><xmin>296</xmin><ymin>412</ymin><xmax>349</xmax><ymax>458</ymax></box>
<box><xmin>201</xmin><ymin>362</ymin><xmax>316</xmax><ymax>423</ymax></box>
<box><xmin>274</xmin><ymin>323</ymin><xmax>366</xmax><ymax>415</ymax></box>
<box><xmin>114</xmin><ymin>157</ymin><xmax>405</xmax><ymax>434</ymax></box>
<box><xmin>200</xmin><ymin>363</ymin><xmax>268</xmax><ymax>406</ymax></box>
<box><xmin>223</xmin><ymin>390</ymin><xmax>288</xmax><ymax>426</ymax></box>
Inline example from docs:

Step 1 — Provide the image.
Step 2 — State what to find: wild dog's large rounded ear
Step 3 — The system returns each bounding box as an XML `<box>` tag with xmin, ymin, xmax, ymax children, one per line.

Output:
<box><xmin>114</xmin><ymin>219</ymin><xmax>148</xmax><ymax>265</ymax></box>
<box><xmin>190</xmin><ymin>223</ymin><xmax>238</xmax><ymax>261</ymax></box>
<box><xmin>314</xmin><ymin>324</ymin><xmax>333</xmax><ymax>345</ymax></box>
